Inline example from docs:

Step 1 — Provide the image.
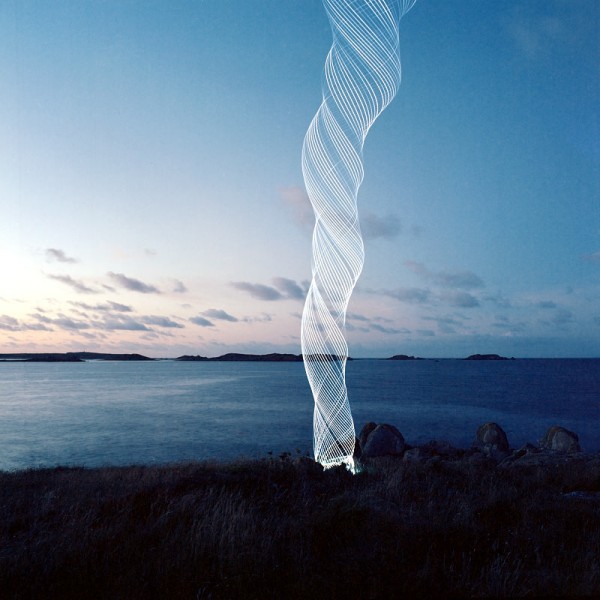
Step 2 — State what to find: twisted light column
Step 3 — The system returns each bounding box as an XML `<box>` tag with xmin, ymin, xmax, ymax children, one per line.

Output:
<box><xmin>301</xmin><ymin>0</ymin><xmax>417</xmax><ymax>469</ymax></box>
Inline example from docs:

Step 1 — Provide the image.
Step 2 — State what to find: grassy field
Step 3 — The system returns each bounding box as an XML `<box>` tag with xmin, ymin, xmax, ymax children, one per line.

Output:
<box><xmin>1</xmin><ymin>452</ymin><xmax>599</xmax><ymax>599</ymax></box>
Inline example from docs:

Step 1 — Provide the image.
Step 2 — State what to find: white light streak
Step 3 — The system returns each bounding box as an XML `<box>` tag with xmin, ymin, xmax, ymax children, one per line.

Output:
<box><xmin>302</xmin><ymin>0</ymin><xmax>417</xmax><ymax>469</ymax></box>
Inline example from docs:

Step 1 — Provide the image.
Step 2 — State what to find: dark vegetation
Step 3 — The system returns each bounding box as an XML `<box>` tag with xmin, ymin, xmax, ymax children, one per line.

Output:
<box><xmin>2</xmin><ymin>454</ymin><xmax>599</xmax><ymax>599</ymax></box>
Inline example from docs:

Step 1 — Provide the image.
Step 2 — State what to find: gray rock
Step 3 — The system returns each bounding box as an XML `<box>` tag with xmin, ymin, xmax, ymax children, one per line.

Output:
<box><xmin>540</xmin><ymin>426</ymin><xmax>581</xmax><ymax>453</ymax></box>
<box><xmin>498</xmin><ymin>443</ymin><xmax>539</xmax><ymax>466</ymax></box>
<box><xmin>499</xmin><ymin>450</ymin><xmax>585</xmax><ymax>469</ymax></box>
<box><xmin>358</xmin><ymin>422</ymin><xmax>377</xmax><ymax>452</ymax></box>
<box><xmin>473</xmin><ymin>422</ymin><xmax>510</xmax><ymax>459</ymax></box>
<box><xmin>353</xmin><ymin>437</ymin><xmax>362</xmax><ymax>459</ymax></box>
<box><xmin>362</xmin><ymin>424</ymin><xmax>405</xmax><ymax>458</ymax></box>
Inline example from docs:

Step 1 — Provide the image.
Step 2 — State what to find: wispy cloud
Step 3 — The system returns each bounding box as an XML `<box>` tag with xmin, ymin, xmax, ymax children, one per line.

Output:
<box><xmin>31</xmin><ymin>313</ymin><xmax>91</xmax><ymax>331</ymax></box>
<box><xmin>232</xmin><ymin>277</ymin><xmax>308</xmax><ymax>302</ymax></box>
<box><xmin>537</xmin><ymin>307</ymin><xmax>576</xmax><ymax>330</ymax></box>
<box><xmin>417</xmin><ymin>329</ymin><xmax>435</xmax><ymax>337</ymax></box>
<box><xmin>231</xmin><ymin>282</ymin><xmax>283</xmax><ymax>301</ymax></box>
<box><xmin>405</xmin><ymin>261</ymin><xmax>484</xmax><ymax>290</ymax></box>
<box><xmin>6</xmin><ymin>312</ymin><xmax>55</xmax><ymax>331</ymax></box>
<box><xmin>55</xmin><ymin>316</ymin><xmax>92</xmax><ymax>330</ymax></box>
<box><xmin>202</xmin><ymin>309</ymin><xmax>238</xmax><ymax>322</ymax></box>
<box><xmin>0</xmin><ymin>315</ymin><xmax>20</xmax><ymax>331</ymax></box>
<box><xmin>172</xmin><ymin>279</ymin><xmax>188</xmax><ymax>293</ymax></box>
<box><xmin>507</xmin><ymin>6</ymin><xmax>571</xmax><ymax>61</ymax></box>
<box><xmin>440</xmin><ymin>291</ymin><xmax>480</xmax><ymax>308</ymax></box>
<box><xmin>46</xmin><ymin>248</ymin><xmax>78</xmax><ymax>264</ymax></box>
<box><xmin>583</xmin><ymin>250</ymin><xmax>600</xmax><ymax>264</ymax></box>
<box><xmin>272</xmin><ymin>277</ymin><xmax>307</xmax><ymax>300</ymax></box>
<box><xmin>483</xmin><ymin>292</ymin><xmax>512</xmax><ymax>309</ymax></box>
<box><xmin>347</xmin><ymin>312</ymin><xmax>370</xmax><ymax>322</ymax></box>
<box><xmin>30</xmin><ymin>310</ymin><xmax>156</xmax><ymax>333</ymax></box>
<box><xmin>347</xmin><ymin>311</ymin><xmax>410</xmax><ymax>335</ymax></box>
<box><xmin>0</xmin><ymin>315</ymin><xmax>52</xmax><ymax>332</ymax></box>
<box><xmin>241</xmin><ymin>313</ymin><xmax>273</xmax><ymax>323</ymax></box>
<box><xmin>280</xmin><ymin>186</ymin><xmax>314</xmax><ymax>231</ymax></box>
<box><xmin>281</xmin><ymin>186</ymin><xmax>403</xmax><ymax>241</ymax></box>
<box><xmin>103</xmin><ymin>300</ymin><xmax>133</xmax><ymax>313</ymax></box>
<box><xmin>140</xmin><ymin>315</ymin><xmax>184</xmax><ymax>328</ymax></box>
<box><xmin>492</xmin><ymin>316</ymin><xmax>526</xmax><ymax>334</ymax></box>
<box><xmin>190</xmin><ymin>316</ymin><xmax>214</xmax><ymax>327</ymax></box>
<box><xmin>422</xmin><ymin>315</ymin><xmax>466</xmax><ymax>335</ymax></box>
<box><xmin>381</xmin><ymin>287</ymin><xmax>431</xmax><ymax>304</ymax></box>
<box><xmin>70</xmin><ymin>301</ymin><xmax>133</xmax><ymax>313</ymax></box>
<box><xmin>99</xmin><ymin>316</ymin><xmax>151</xmax><ymax>331</ymax></box>
<box><xmin>107</xmin><ymin>272</ymin><xmax>160</xmax><ymax>294</ymax></box>
<box><xmin>536</xmin><ymin>300</ymin><xmax>557</xmax><ymax>309</ymax></box>
<box><xmin>47</xmin><ymin>274</ymin><xmax>98</xmax><ymax>294</ymax></box>
<box><xmin>552</xmin><ymin>308</ymin><xmax>574</xmax><ymax>326</ymax></box>
<box><xmin>27</xmin><ymin>323</ymin><xmax>55</xmax><ymax>331</ymax></box>
<box><xmin>361</xmin><ymin>213</ymin><xmax>401</xmax><ymax>240</ymax></box>
<box><xmin>369</xmin><ymin>323</ymin><xmax>409</xmax><ymax>335</ymax></box>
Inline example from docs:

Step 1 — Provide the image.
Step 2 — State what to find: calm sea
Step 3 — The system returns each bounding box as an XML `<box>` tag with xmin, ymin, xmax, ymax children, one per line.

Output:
<box><xmin>0</xmin><ymin>359</ymin><xmax>598</xmax><ymax>471</ymax></box>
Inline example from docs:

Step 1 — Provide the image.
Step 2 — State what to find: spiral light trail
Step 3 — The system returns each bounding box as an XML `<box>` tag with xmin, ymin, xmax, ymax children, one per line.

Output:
<box><xmin>302</xmin><ymin>0</ymin><xmax>417</xmax><ymax>469</ymax></box>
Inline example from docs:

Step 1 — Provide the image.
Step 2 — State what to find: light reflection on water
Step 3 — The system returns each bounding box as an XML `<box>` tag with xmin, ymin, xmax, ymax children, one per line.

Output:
<box><xmin>0</xmin><ymin>359</ymin><xmax>598</xmax><ymax>470</ymax></box>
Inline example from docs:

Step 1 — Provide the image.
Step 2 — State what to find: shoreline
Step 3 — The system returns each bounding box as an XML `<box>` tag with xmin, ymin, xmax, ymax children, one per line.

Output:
<box><xmin>2</xmin><ymin>420</ymin><xmax>599</xmax><ymax>473</ymax></box>
<box><xmin>4</xmin><ymin>419</ymin><xmax>599</xmax><ymax>475</ymax></box>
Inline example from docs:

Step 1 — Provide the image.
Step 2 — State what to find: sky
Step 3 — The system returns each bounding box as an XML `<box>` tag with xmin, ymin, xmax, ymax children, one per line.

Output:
<box><xmin>0</xmin><ymin>0</ymin><xmax>598</xmax><ymax>358</ymax></box>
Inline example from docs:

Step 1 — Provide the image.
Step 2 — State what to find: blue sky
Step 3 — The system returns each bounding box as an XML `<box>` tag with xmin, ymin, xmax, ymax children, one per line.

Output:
<box><xmin>1</xmin><ymin>0</ymin><xmax>598</xmax><ymax>357</ymax></box>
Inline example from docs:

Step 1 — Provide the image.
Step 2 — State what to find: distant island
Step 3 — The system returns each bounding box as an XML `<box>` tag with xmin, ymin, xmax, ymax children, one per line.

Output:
<box><xmin>176</xmin><ymin>353</ymin><xmax>303</xmax><ymax>362</ymax></box>
<box><xmin>387</xmin><ymin>354</ymin><xmax>423</xmax><ymax>361</ymax></box>
<box><xmin>0</xmin><ymin>352</ymin><xmax>153</xmax><ymax>362</ymax></box>
<box><xmin>464</xmin><ymin>354</ymin><xmax>514</xmax><ymax>360</ymax></box>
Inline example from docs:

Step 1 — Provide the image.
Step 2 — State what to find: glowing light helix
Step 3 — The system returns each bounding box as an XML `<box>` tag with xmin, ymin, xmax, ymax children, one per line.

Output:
<box><xmin>302</xmin><ymin>0</ymin><xmax>417</xmax><ymax>469</ymax></box>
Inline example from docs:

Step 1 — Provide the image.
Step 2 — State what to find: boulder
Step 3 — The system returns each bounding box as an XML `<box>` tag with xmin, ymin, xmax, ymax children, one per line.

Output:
<box><xmin>362</xmin><ymin>424</ymin><xmax>405</xmax><ymax>458</ymax></box>
<box><xmin>353</xmin><ymin>437</ymin><xmax>362</xmax><ymax>459</ymax></box>
<box><xmin>358</xmin><ymin>422</ymin><xmax>377</xmax><ymax>452</ymax></box>
<box><xmin>497</xmin><ymin>443</ymin><xmax>541</xmax><ymax>467</ymax></box>
<box><xmin>473</xmin><ymin>422</ymin><xmax>510</xmax><ymax>458</ymax></box>
<box><xmin>499</xmin><ymin>450</ymin><xmax>585</xmax><ymax>469</ymax></box>
<box><xmin>511</xmin><ymin>443</ymin><xmax>539</xmax><ymax>460</ymax></box>
<box><xmin>540</xmin><ymin>426</ymin><xmax>581</xmax><ymax>453</ymax></box>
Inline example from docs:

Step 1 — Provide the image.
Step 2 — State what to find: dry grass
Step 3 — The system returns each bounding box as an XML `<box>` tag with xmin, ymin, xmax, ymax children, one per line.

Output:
<box><xmin>1</xmin><ymin>453</ymin><xmax>599</xmax><ymax>599</ymax></box>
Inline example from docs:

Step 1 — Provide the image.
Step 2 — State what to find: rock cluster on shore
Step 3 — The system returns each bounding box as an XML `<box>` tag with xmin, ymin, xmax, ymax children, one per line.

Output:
<box><xmin>354</xmin><ymin>421</ymin><xmax>589</xmax><ymax>468</ymax></box>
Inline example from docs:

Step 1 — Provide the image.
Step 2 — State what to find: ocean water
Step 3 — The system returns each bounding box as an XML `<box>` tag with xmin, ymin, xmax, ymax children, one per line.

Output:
<box><xmin>0</xmin><ymin>359</ymin><xmax>598</xmax><ymax>471</ymax></box>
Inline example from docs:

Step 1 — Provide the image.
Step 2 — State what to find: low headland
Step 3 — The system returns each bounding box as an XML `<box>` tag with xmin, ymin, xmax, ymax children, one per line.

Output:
<box><xmin>2</xmin><ymin>421</ymin><xmax>598</xmax><ymax>599</ymax></box>
<box><xmin>0</xmin><ymin>352</ymin><xmax>153</xmax><ymax>362</ymax></box>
